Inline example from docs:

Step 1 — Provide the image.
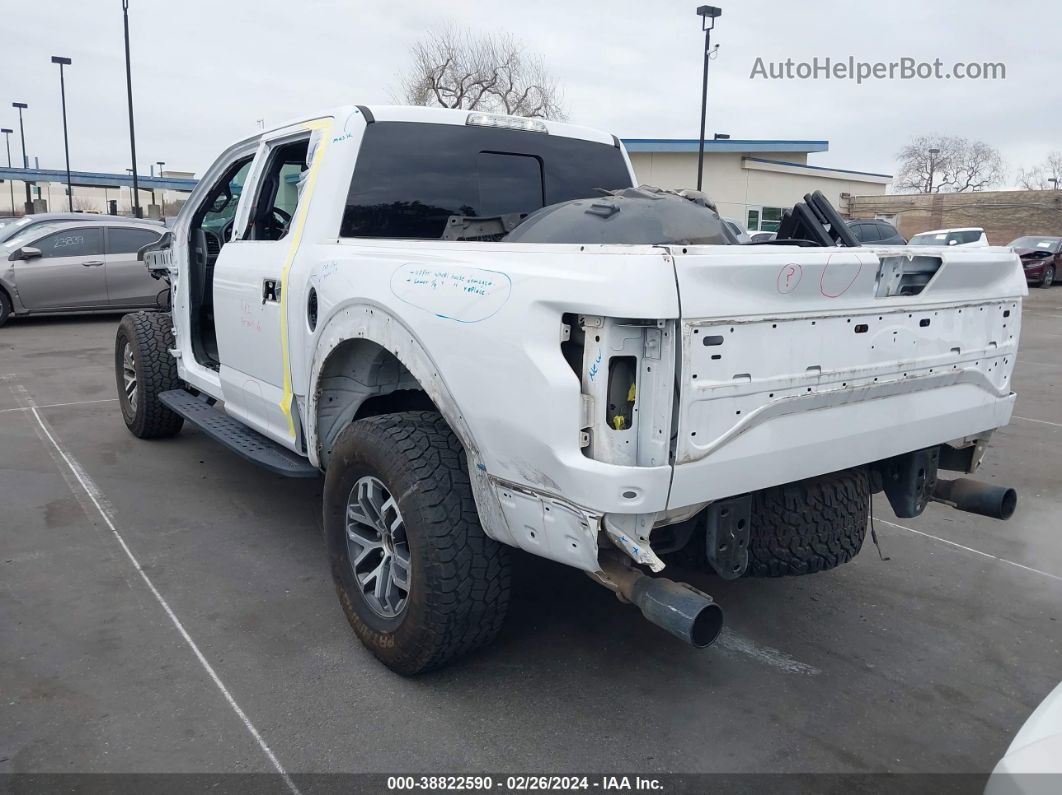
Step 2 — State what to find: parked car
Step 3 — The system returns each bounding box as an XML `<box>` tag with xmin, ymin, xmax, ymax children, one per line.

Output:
<box><xmin>722</xmin><ymin>217</ymin><xmax>752</xmax><ymax>243</ymax></box>
<box><xmin>0</xmin><ymin>220</ymin><xmax>165</xmax><ymax>326</ymax></box>
<box><xmin>114</xmin><ymin>104</ymin><xmax>1023</xmax><ymax>675</ymax></box>
<box><xmin>1007</xmin><ymin>235</ymin><xmax>1061</xmax><ymax>288</ymax></box>
<box><xmin>987</xmin><ymin>681</ymin><xmax>1062</xmax><ymax>793</ymax></box>
<box><xmin>749</xmin><ymin>230</ymin><xmax>777</xmax><ymax>243</ymax></box>
<box><xmin>0</xmin><ymin>212</ymin><xmax>163</xmax><ymax>246</ymax></box>
<box><xmin>909</xmin><ymin>227</ymin><xmax>989</xmax><ymax>247</ymax></box>
<box><xmin>847</xmin><ymin>218</ymin><xmax>906</xmax><ymax>245</ymax></box>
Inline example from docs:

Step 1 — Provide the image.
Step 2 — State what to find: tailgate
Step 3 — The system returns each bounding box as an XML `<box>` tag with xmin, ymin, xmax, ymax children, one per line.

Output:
<box><xmin>666</xmin><ymin>245</ymin><xmax>1026</xmax><ymax>510</ymax></box>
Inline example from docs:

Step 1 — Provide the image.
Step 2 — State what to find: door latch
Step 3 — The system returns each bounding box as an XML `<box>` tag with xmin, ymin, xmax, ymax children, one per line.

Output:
<box><xmin>262</xmin><ymin>279</ymin><xmax>281</xmax><ymax>304</ymax></box>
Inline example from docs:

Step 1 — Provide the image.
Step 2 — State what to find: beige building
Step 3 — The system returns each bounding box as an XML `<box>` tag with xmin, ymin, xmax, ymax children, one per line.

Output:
<box><xmin>622</xmin><ymin>139</ymin><xmax>891</xmax><ymax>233</ymax></box>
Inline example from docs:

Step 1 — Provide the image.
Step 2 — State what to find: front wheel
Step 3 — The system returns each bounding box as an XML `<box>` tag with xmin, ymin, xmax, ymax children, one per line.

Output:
<box><xmin>115</xmin><ymin>312</ymin><xmax>184</xmax><ymax>438</ymax></box>
<box><xmin>1041</xmin><ymin>265</ymin><xmax>1055</xmax><ymax>288</ymax></box>
<box><xmin>0</xmin><ymin>290</ymin><xmax>12</xmax><ymax>328</ymax></box>
<box><xmin>324</xmin><ymin>411</ymin><xmax>511</xmax><ymax>675</ymax></box>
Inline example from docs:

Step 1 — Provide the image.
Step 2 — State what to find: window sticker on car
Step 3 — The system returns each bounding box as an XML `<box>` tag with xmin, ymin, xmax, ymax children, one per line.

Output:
<box><xmin>1037</xmin><ymin>241</ymin><xmax>1052</xmax><ymax>248</ymax></box>
<box><xmin>53</xmin><ymin>235</ymin><xmax>85</xmax><ymax>248</ymax></box>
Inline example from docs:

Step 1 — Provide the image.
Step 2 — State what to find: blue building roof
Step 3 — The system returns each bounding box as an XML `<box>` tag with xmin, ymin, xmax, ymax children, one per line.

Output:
<box><xmin>743</xmin><ymin>157</ymin><xmax>892</xmax><ymax>179</ymax></box>
<box><xmin>621</xmin><ymin>138</ymin><xmax>829</xmax><ymax>154</ymax></box>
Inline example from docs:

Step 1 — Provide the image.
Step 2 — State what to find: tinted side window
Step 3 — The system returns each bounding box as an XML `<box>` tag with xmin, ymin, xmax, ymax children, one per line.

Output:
<box><xmin>35</xmin><ymin>228</ymin><xmax>102</xmax><ymax>258</ymax></box>
<box><xmin>341</xmin><ymin>122</ymin><xmax>632</xmax><ymax>239</ymax></box>
<box><xmin>106</xmin><ymin>227</ymin><xmax>161</xmax><ymax>254</ymax></box>
<box><xmin>876</xmin><ymin>222</ymin><xmax>897</xmax><ymax>239</ymax></box>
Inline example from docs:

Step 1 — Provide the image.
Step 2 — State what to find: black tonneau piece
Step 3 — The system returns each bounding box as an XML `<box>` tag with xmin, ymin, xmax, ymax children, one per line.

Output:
<box><xmin>773</xmin><ymin>190</ymin><xmax>860</xmax><ymax>247</ymax></box>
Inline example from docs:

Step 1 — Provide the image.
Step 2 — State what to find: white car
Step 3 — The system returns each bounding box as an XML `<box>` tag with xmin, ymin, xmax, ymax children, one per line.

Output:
<box><xmin>114</xmin><ymin>105</ymin><xmax>1025</xmax><ymax>675</ymax></box>
<box><xmin>722</xmin><ymin>217</ymin><xmax>752</xmax><ymax>243</ymax></box>
<box><xmin>987</xmin><ymin>681</ymin><xmax>1062</xmax><ymax>793</ymax></box>
<box><xmin>909</xmin><ymin>227</ymin><xmax>990</xmax><ymax>247</ymax></box>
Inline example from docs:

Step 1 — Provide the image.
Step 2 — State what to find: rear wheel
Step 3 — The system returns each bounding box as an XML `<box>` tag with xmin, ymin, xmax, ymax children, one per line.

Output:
<box><xmin>324</xmin><ymin>411</ymin><xmax>511</xmax><ymax>675</ymax></box>
<box><xmin>744</xmin><ymin>468</ymin><xmax>869</xmax><ymax>577</ymax></box>
<box><xmin>1041</xmin><ymin>265</ymin><xmax>1055</xmax><ymax>288</ymax></box>
<box><xmin>115</xmin><ymin>312</ymin><xmax>184</xmax><ymax>438</ymax></box>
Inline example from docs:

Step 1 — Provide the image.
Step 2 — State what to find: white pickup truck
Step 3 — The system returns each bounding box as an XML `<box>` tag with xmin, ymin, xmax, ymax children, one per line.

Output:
<box><xmin>115</xmin><ymin>105</ymin><xmax>1024</xmax><ymax>674</ymax></box>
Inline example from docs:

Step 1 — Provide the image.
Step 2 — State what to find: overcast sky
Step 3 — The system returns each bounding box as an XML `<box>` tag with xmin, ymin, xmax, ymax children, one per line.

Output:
<box><xmin>2</xmin><ymin>0</ymin><xmax>1059</xmax><ymax>188</ymax></box>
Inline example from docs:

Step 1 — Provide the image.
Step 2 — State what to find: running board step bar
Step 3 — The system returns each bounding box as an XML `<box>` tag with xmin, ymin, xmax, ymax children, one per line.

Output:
<box><xmin>159</xmin><ymin>389</ymin><xmax>319</xmax><ymax>478</ymax></box>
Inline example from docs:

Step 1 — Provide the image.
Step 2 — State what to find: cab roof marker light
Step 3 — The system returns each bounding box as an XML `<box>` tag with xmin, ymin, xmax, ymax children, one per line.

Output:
<box><xmin>466</xmin><ymin>112</ymin><xmax>548</xmax><ymax>134</ymax></box>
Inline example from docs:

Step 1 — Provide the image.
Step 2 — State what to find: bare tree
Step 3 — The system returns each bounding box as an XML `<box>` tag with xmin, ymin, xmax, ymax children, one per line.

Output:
<box><xmin>895</xmin><ymin>135</ymin><xmax>1006</xmax><ymax>193</ymax></box>
<box><xmin>1017</xmin><ymin>151</ymin><xmax>1062</xmax><ymax>189</ymax></box>
<box><xmin>399</xmin><ymin>25</ymin><xmax>567</xmax><ymax>120</ymax></box>
<box><xmin>72</xmin><ymin>196</ymin><xmax>103</xmax><ymax>213</ymax></box>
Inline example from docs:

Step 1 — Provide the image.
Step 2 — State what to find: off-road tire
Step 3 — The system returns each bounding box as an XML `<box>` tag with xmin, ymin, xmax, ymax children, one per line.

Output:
<box><xmin>1041</xmin><ymin>265</ymin><xmax>1054</xmax><ymax>288</ymax></box>
<box><xmin>325</xmin><ymin>411</ymin><xmax>511</xmax><ymax>675</ymax></box>
<box><xmin>115</xmin><ymin>312</ymin><xmax>184</xmax><ymax>439</ymax></box>
<box><xmin>745</xmin><ymin>468</ymin><xmax>869</xmax><ymax>577</ymax></box>
<box><xmin>0</xmin><ymin>289</ymin><xmax>12</xmax><ymax>327</ymax></box>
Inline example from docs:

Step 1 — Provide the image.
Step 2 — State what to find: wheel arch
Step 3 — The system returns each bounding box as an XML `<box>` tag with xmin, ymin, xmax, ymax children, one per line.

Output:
<box><xmin>305</xmin><ymin>305</ymin><xmax>511</xmax><ymax>546</ymax></box>
<box><xmin>306</xmin><ymin>304</ymin><xmax>480</xmax><ymax>472</ymax></box>
<box><xmin>0</xmin><ymin>279</ymin><xmax>20</xmax><ymax>317</ymax></box>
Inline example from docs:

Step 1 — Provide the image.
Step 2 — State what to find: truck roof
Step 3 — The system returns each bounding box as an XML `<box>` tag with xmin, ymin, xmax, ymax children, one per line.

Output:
<box><xmin>248</xmin><ymin>104</ymin><xmax>618</xmax><ymax>149</ymax></box>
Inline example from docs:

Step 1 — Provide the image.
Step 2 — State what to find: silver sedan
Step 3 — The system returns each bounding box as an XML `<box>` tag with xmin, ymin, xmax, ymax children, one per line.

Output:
<box><xmin>0</xmin><ymin>220</ymin><xmax>165</xmax><ymax>326</ymax></box>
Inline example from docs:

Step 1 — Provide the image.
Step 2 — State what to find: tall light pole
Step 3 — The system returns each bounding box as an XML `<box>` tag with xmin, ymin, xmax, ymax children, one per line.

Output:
<box><xmin>156</xmin><ymin>160</ymin><xmax>166</xmax><ymax>215</ymax></box>
<box><xmin>122</xmin><ymin>0</ymin><xmax>142</xmax><ymax>218</ymax></box>
<box><xmin>1</xmin><ymin>128</ymin><xmax>13</xmax><ymax>215</ymax></box>
<box><xmin>695</xmin><ymin>6</ymin><xmax>722</xmax><ymax>192</ymax></box>
<box><xmin>12</xmin><ymin>102</ymin><xmax>31</xmax><ymax>212</ymax></box>
<box><xmin>51</xmin><ymin>56</ymin><xmax>74</xmax><ymax>211</ymax></box>
<box><xmin>927</xmin><ymin>147</ymin><xmax>940</xmax><ymax>193</ymax></box>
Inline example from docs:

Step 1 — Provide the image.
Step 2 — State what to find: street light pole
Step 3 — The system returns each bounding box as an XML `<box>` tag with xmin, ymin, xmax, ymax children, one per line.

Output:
<box><xmin>927</xmin><ymin>147</ymin><xmax>940</xmax><ymax>193</ymax></box>
<box><xmin>695</xmin><ymin>6</ymin><xmax>722</xmax><ymax>192</ymax></box>
<box><xmin>1</xmin><ymin>128</ymin><xmax>13</xmax><ymax>215</ymax></box>
<box><xmin>156</xmin><ymin>160</ymin><xmax>166</xmax><ymax>215</ymax></box>
<box><xmin>122</xmin><ymin>0</ymin><xmax>142</xmax><ymax>218</ymax></box>
<box><xmin>51</xmin><ymin>56</ymin><xmax>74</xmax><ymax>211</ymax></box>
<box><xmin>12</xmin><ymin>103</ymin><xmax>30</xmax><ymax>212</ymax></box>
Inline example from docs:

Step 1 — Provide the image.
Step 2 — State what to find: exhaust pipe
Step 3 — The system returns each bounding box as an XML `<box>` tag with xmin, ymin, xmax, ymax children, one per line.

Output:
<box><xmin>595</xmin><ymin>554</ymin><xmax>724</xmax><ymax>648</ymax></box>
<box><xmin>932</xmin><ymin>477</ymin><xmax>1017</xmax><ymax>520</ymax></box>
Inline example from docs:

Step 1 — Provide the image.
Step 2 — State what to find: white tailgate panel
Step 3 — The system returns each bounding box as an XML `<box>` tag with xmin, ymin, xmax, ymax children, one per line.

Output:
<box><xmin>666</xmin><ymin>245</ymin><xmax>1026</xmax><ymax>510</ymax></box>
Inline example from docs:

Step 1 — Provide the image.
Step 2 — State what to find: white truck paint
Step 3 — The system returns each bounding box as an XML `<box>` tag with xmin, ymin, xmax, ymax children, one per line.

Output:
<box><xmin>129</xmin><ymin>105</ymin><xmax>1025</xmax><ymax>669</ymax></box>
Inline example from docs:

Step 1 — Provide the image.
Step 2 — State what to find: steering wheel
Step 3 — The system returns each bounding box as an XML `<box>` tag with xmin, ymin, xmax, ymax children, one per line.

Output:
<box><xmin>270</xmin><ymin>207</ymin><xmax>293</xmax><ymax>235</ymax></box>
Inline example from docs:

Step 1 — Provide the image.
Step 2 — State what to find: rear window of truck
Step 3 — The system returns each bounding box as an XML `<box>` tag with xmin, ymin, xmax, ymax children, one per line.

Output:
<box><xmin>340</xmin><ymin>121</ymin><xmax>633</xmax><ymax>239</ymax></box>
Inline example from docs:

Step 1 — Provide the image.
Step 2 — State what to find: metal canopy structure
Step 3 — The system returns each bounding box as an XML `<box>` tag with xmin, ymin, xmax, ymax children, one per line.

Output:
<box><xmin>0</xmin><ymin>165</ymin><xmax>196</xmax><ymax>191</ymax></box>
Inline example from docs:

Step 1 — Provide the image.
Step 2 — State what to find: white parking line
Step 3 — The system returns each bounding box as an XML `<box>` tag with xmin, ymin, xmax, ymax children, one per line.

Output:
<box><xmin>876</xmin><ymin>518</ymin><xmax>1062</xmax><ymax>583</ymax></box>
<box><xmin>1013</xmin><ymin>415</ymin><xmax>1062</xmax><ymax>429</ymax></box>
<box><xmin>1011</xmin><ymin>416</ymin><xmax>1062</xmax><ymax>428</ymax></box>
<box><xmin>13</xmin><ymin>386</ymin><xmax>300</xmax><ymax>794</ymax></box>
<box><xmin>0</xmin><ymin>397</ymin><xmax>118</xmax><ymax>414</ymax></box>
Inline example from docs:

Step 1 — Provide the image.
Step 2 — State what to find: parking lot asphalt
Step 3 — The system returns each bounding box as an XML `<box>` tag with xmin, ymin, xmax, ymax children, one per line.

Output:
<box><xmin>1</xmin><ymin>289</ymin><xmax>1060</xmax><ymax>779</ymax></box>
